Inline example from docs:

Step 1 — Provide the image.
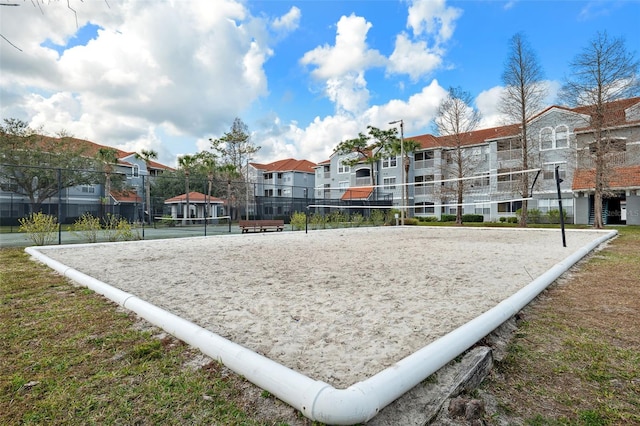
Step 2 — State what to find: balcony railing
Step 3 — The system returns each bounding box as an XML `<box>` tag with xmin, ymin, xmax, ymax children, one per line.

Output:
<box><xmin>355</xmin><ymin>177</ymin><xmax>371</xmax><ymax>186</ymax></box>
<box><xmin>578</xmin><ymin>151</ymin><xmax>628</xmax><ymax>168</ymax></box>
<box><xmin>414</xmin><ymin>159</ymin><xmax>434</xmax><ymax>169</ymax></box>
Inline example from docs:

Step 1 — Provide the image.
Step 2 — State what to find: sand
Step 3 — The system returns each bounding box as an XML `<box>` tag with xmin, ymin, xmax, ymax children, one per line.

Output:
<box><xmin>35</xmin><ymin>226</ymin><xmax>609</xmax><ymax>388</ymax></box>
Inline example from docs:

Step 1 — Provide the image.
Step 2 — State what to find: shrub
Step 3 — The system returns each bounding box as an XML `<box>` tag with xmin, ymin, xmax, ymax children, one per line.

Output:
<box><xmin>547</xmin><ymin>209</ymin><xmax>567</xmax><ymax>224</ymax></box>
<box><xmin>73</xmin><ymin>213</ymin><xmax>102</xmax><ymax>243</ymax></box>
<box><xmin>290</xmin><ymin>211</ymin><xmax>307</xmax><ymax>231</ymax></box>
<box><xmin>18</xmin><ymin>212</ymin><xmax>58</xmax><ymax>246</ymax></box>
<box><xmin>461</xmin><ymin>214</ymin><xmax>484</xmax><ymax>223</ymax></box>
<box><xmin>507</xmin><ymin>216</ymin><xmax>518</xmax><ymax>224</ymax></box>
<box><xmin>440</xmin><ymin>214</ymin><xmax>456</xmax><ymax>222</ymax></box>
<box><xmin>403</xmin><ymin>218</ymin><xmax>419</xmax><ymax>226</ymax></box>
<box><xmin>499</xmin><ymin>217</ymin><xmax>507</xmax><ymax>223</ymax></box>
<box><xmin>418</xmin><ymin>216</ymin><xmax>438</xmax><ymax>222</ymax></box>
<box><xmin>310</xmin><ymin>213</ymin><xmax>327</xmax><ymax>230</ymax></box>
<box><xmin>528</xmin><ymin>208</ymin><xmax>542</xmax><ymax>224</ymax></box>
<box><xmin>102</xmin><ymin>214</ymin><xmax>138</xmax><ymax>242</ymax></box>
<box><xmin>370</xmin><ymin>209</ymin><xmax>386</xmax><ymax>226</ymax></box>
<box><xmin>350</xmin><ymin>212</ymin><xmax>364</xmax><ymax>227</ymax></box>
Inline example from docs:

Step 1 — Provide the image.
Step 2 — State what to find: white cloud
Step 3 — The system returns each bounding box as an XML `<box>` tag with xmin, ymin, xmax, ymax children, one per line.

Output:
<box><xmin>476</xmin><ymin>86</ymin><xmax>508</xmax><ymax>128</ymax></box>
<box><xmin>0</xmin><ymin>0</ymin><xmax>274</xmax><ymax>166</ymax></box>
<box><xmin>272</xmin><ymin>6</ymin><xmax>301</xmax><ymax>32</ymax></box>
<box><xmin>406</xmin><ymin>0</ymin><xmax>462</xmax><ymax>43</ymax></box>
<box><xmin>387</xmin><ymin>33</ymin><xmax>443</xmax><ymax>81</ymax></box>
<box><xmin>300</xmin><ymin>14</ymin><xmax>386</xmax><ymax>80</ymax></box>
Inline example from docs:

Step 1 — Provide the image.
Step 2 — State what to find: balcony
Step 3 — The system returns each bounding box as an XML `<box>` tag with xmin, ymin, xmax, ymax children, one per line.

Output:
<box><xmin>414</xmin><ymin>159</ymin><xmax>434</xmax><ymax>169</ymax></box>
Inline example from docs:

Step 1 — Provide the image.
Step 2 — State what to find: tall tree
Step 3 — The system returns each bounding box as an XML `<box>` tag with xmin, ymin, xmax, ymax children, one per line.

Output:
<box><xmin>177</xmin><ymin>154</ymin><xmax>198</xmax><ymax>225</ymax></box>
<box><xmin>134</xmin><ymin>149</ymin><xmax>158</xmax><ymax>224</ymax></box>
<box><xmin>387</xmin><ymin>132</ymin><xmax>421</xmax><ymax>222</ymax></box>
<box><xmin>335</xmin><ymin>125</ymin><xmax>398</xmax><ymax>199</ymax></box>
<box><xmin>499</xmin><ymin>32</ymin><xmax>547</xmax><ymax>227</ymax></box>
<box><xmin>435</xmin><ymin>87</ymin><xmax>482</xmax><ymax>225</ymax></box>
<box><xmin>96</xmin><ymin>147</ymin><xmax>119</xmax><ymax>216</ymax></box>
<box><xmin>209</xmin><ymin>118</ymin><xmax>260</xmax><ymax>219</ymax></box>
<box><xmin>0</xmin><ymin>118</ymin><xmax>94</xmax><ymax>213</ymax></box>
<box><xmin>209</xmin><ymin>118</ymin><xmax>260</xmax><ymax>172</ymax></box>
<box><xmin>559</xmin><ymin>31</ymin><xmax>640</xmax><ymax>229</ymax></box>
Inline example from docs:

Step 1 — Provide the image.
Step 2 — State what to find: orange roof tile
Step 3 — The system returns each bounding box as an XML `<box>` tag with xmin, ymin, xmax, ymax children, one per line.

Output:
<box><xmin>164</xmin><ymin>191</ymin><xmax>225</xmax><ymax>204</ymax></box>
<box><xmin>341</xmin><ymin>186</ymin><xmax>374</xmax><ymax>200</ymax></box>
<box><xmin>252</xmin><ymin>158</ymin><xmax>317</xmax><ymax>173</ymax></box>
<box><xmin>572</xmin><ymin>165</ymin><xmax>640</xmax><ymax>191</ymax></box>
<box><xmin>111</xmin><ymin>190</ymin><xmax>142</xmax><ymax>203</ymax></box>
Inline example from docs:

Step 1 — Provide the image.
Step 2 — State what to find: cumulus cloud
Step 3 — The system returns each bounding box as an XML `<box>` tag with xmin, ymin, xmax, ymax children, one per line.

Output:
<box><xmin>387</xmin><ymin>33</ymin><xmax>443</xmax><ymax>81</ymax></box>
<box><xmin>272</xmin><ymin>6</ymin><xmax>301</xmax><ymax>32</ymax></box>
<box><xmin>406</xmin><ymin>0</ymin><xmax>462</xmax><ymax>43</ymax></box>
<box><xmin>300</xmin><ymin>14</ymin><xmax>386</xmax><ymax>80</ymax></box>
<box><xmin>0</xmin><ymin>0</ymin><xmax>274</xmax><ymax>165</ymax></box>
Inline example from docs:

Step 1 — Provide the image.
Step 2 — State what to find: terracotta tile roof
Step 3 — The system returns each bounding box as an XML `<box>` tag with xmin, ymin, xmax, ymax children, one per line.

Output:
<box><xmin>110</xmin><ymin>190</ymin><xmax>142</xmax><ymax>204</ymax></box>
<box><xmin>572</xmin><ymin>165</ymin><xmax>640</xmax><ymax>191</ymax></box>
<box><xmin>164</xmin><ymin>191</ymin><xmax>225</xmax><ymax>204</ymax></box>
<box><xmin>408</xmin><ymin>124</ymin><xmax>521</xmax><ymax>150</ymax></box>
<box><xmin>341</xmin><ymin>186</ymin><xmax>374</xmax><ymax>200</ymax></box>
<box><xmin>252</xmin><ymin>158</ymin><xmax>316</xmax><ymax>173</ymax></box>
<box><xmin>571</xmin><ymin>97</ymin><xmax>640</xmax><ymax>131</ymax></box>
<box><xmin>25</xmin><ymin>135</ymin><xmax>174</xmax><ymax>171</ymax></box>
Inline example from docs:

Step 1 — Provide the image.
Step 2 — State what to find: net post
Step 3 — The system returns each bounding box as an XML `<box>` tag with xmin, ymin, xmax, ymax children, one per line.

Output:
<box><xmin>555</xmin><ymin>166</ymin><xmax>567</xmax><ymax>247</ymax></box>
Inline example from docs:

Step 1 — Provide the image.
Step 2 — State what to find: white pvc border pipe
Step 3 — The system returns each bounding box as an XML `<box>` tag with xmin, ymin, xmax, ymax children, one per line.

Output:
<box><xmin>25</xmin><ymin>229</ymin><xmax>617</xmax><ymax>425</ymax></box>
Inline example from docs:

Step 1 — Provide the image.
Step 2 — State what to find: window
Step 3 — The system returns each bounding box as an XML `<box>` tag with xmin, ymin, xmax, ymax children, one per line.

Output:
<box><xmin>132</xmin><ymin>164</ymin><xmax>140</xmax><ymax>177</ymax></box>
<box><xmin>383</xmin><ymin>177</ymin><xmax>396</xmax><ymax>190</ymax></box>
<box><xmin>497</xmin><ymin>138</ymin><xmax>522</xmax><ymax>151</ymax></box>
<box><xmin>540</xmin><ymin>126</ymin><xmax>569</xmax><ymax>150</ymax></box>
<box><xmin>264</xmin><ymin>172</ymin><xmax>273</xmax><ymax>180</ymax></box>
<box><xmin>339</xmin><ymin>181</ymin><xmax>349</xmax><ymax>193</ymax></box>
<box><xmin>555</xmin><ymin>126</ymin><xmax>568</xmax><ymax>148</ymax></box>
<box><xmin>415</xmin><ymin>201</ymin><xmax>434</xmax><ymax>214</ymax></box>
<box><xmin>264</xmin><ymin>189</ymin><xmax>273</xmax><ymax>196</ymax></box>
<box><xmin>543</xmin><ymin>163</ymin><xmax>566</xmax><ymax>180</ymax></box>
<box><xmin>498</xmin><ymin>201</ymin><xmax>522</xmax><ymax>213</ymax></box>
<box><xmin>382</xmin><ymin>156</ymin><xmax>397</xmax><ymax>168</ymax></box>
<box><xmin>81</xmin><ymin>185</ymin><xmax>95</xmax><ymax>193</ymax></box>
<box><xmin>540</xmin><ymin>128</ymin><xmax>553</xmax><ymax>150</ymax></box>
<box><xmin>414</xmin><ymin>151</ymin><xmax>434</xmax><ymax>161</ymax></box>
<box><xmin>338</xmin><ymin>161</ymin><xmax>351</xmax><ymax>174</ymax></box>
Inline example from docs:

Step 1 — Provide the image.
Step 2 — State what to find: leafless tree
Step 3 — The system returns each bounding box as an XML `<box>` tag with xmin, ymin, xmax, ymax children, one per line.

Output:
<box><xmin>559</xmin><ymin>31</ymin><xmax>640</xmax><ymax>228</ymax></box>
<box><xmin>435</xmin><ymin>87</ymin><xmax>482</xmax><ymax>225</ymax></box>
<box><xmin>499</xmin><ymin>32</ymin><xmax>547</xmax><ymax>227</ymax></box>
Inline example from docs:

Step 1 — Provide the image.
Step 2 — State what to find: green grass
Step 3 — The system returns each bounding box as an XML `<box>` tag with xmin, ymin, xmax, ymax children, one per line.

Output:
<box><xmin>482</xmin><ymin>226</ymin><xmax>640</xmax><ymax>425</ymax></box>
<box><xmin>0</xmin><ymin>248</ymin><xmax>302</xmax><ymax>425</ymax></box>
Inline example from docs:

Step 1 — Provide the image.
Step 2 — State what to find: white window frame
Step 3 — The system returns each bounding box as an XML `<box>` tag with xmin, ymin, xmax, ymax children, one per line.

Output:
<box><xmin>382</xmin><ymin>156</ymin><xmax>398</xmax><ymax>168</ymax></box>
<box><xmin>383</xmin><ymin>176</ymin><xmax>396</xmax><ymax>190</ymax></box>
<box><xmin>339</xmin><ymin>181</ymin><xmax>349</xmax><ymax>193</ymax></box>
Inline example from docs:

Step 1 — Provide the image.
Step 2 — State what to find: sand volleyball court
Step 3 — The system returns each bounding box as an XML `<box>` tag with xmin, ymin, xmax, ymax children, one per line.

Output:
<box><xmin>30</xmin><ymin>226</ymin><xmax>614</xmax><ymax>389</ymax></box>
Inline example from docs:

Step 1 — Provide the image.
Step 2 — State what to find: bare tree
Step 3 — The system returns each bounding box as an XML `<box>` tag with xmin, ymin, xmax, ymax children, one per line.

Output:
<box><xmin>499</xmin><ymin>32</ymin><xmax>547</xmax><ymax>227</ymax></box>
<box><xmin>560</xmin><ymin>31</ymin><xmax>640</xmax><ymax>228</ymax></box>
<box><xmin>435</xmin><ymin>87</ymin><xmax>482</xmax><ymax>225</ymax></box>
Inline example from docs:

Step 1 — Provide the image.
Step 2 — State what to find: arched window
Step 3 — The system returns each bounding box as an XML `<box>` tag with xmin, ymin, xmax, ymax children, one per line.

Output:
<box><xmin>540</xmin><ymin>127</ymin><xmax>553</xmax><ymax>150</ymax></box>
<box><xmin>132</xmin><ymin>164</ymin><xmax>139</xmax><ymax>177</ymax></box>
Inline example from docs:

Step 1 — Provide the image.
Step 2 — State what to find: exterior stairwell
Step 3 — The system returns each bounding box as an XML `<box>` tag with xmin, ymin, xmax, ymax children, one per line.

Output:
<box><xmin>589</xmin><ymin>199</ymin><xmax>609</xmax><ymax>225</ymax></box>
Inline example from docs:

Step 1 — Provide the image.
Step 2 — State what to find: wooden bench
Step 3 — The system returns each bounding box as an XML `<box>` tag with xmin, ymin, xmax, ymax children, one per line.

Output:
<box><xmin>238</xmin><ymin>220</ymin><xmax>285</xmax><ymax>233</ymax></box>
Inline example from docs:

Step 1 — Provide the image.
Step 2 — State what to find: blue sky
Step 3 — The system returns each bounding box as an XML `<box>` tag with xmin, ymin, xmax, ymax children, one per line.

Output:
<box><xmin>1</xmin><ymin>0</ymin><xmax>638</xmax><ymax>167</ymax></box>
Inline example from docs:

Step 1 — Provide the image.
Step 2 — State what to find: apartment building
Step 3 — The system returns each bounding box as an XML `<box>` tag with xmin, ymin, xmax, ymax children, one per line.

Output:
<box><xmin>314</xmin><ymin>97</ymin><xmax>640</xmax><ymax>225</ymax></box>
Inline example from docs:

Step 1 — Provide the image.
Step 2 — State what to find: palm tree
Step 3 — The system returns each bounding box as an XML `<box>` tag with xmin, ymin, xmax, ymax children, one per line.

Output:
<box><xmin>134</xmin><ymin>149</ymin><xmax>158</xmax><ymax>224</ymax></box>
<box><xmin>195</xmin><ymin>151</ymin><xmax>218</xmax><ymax>220</ymax></box>
<box><xmin>177</xmin><ymin>154</ymin><xmax>198</xmax><ymax>225</ymax></box>
<box><xmin>96</xmin><ymin>147</ymin><xmax>119</xmax><ymax>217</ymax></box>
<box><xmin>389</xmin><ymin>136</ymin><xmax>421</xmax><ymax>222</ymax></box>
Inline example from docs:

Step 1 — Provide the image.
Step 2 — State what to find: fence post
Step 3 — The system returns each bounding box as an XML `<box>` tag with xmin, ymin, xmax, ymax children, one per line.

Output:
<box><xmin>57</xmin><ymin>168</ymin><xmax>62</xmax><ymax>245</ymax></box>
